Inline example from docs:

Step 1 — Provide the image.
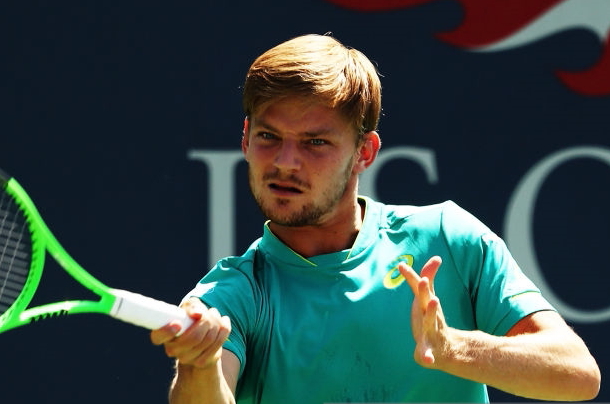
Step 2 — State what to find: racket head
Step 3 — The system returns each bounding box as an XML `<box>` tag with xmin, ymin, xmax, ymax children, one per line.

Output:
<box><xmin>0</xmin><ymin>169</ymin><xmax>191</xmax><ymax>334</ymax></box>
<box><xmin>0</xmin><ymin>169</ymin><xmax>118</xmax><ymax>334</ymax></box>
<box><xmin>0</xmin><ymin>170</ymin><xmax>46</xmax><ymax>332</ymax></box>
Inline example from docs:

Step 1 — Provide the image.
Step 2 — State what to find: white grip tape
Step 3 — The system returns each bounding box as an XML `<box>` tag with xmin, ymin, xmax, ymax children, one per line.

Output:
<box><xmin>110</xmin><ymin>289</ymin><xmax>193</xmax><ymax>334</ymax></box>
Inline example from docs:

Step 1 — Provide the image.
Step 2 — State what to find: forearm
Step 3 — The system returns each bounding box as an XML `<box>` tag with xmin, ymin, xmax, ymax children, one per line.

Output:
<box><xmin>170</xmin><ymin>361</ymin><xmax>236</xmax><ymax>404</ymax></box>
<box><xmin>437</xmin><ymin>327</ymin><xmax>600</xmax><ymax>401</ymax></box>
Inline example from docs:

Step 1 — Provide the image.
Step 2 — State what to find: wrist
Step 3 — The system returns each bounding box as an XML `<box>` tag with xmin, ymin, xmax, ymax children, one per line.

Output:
<box><xmin>178</xmin><ymin>356</ymin><xmax>223</xmax><ymax>375</ymax></box>
<box><xmin>435</xmin><ymin>328</ymin><xmax>493</xmax><ymax>376</ymax></box>
<box><xmin>433</xmin><ymin>327</ymin><xmax>469</xmax><ymax>371</ymax></box>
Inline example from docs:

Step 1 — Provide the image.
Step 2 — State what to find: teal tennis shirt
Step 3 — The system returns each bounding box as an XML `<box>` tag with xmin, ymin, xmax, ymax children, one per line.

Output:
<box><xmin>187</xmin><ymin>197</ymin><xmax>555</xmax><ymax>403</ymax></box>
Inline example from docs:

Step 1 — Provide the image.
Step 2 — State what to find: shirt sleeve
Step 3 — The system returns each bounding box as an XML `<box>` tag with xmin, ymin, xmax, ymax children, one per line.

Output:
<box><xmin>183</xmin><ymin>254</ymin><xmax>258</xmax><ymax>376</ymax></box>
<box><xmin>440</xmin><ymin>201</ymin><xmax>556</xmax><ymax>336</ymax></box>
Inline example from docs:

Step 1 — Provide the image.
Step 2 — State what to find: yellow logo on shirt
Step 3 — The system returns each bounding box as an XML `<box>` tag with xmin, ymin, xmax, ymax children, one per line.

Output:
<box><xmin>383</xmin><ymin>255</ymin><xmax>414</xmax><ymax>289</ymax></box>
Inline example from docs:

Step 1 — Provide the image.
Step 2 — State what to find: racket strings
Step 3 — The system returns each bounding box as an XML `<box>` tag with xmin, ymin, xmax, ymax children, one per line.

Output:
<box><xmin>0</xmin><ymin>190</ymin><xmax>32</xmax><ymax>315</ymax></box>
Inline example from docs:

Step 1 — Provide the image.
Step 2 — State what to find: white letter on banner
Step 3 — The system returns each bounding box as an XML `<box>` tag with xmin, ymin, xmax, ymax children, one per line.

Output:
<box><xmin>505</xmin><ymin>146</ymin><xmax>610</xmax><ymax>323</ymax></box>
<box><xmin>187</xmin><ymin>149</ymin><xmax>244</xmax><ymax>268</ymax></box>
<box><xmin>360</xmin><ymin>147</ymin><xmax>438</xmax><ymax>200</ymax></box>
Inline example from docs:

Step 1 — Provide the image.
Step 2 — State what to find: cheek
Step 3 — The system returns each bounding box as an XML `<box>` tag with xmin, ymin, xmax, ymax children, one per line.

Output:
<box><xmin>245</xmin><ymin>145</ymin><xmax>270</xmax><ymax>164</ymax></box>
<box><xmin>316</xmin><ymin>157</ymin><xmax>355</xmax><ymax>181</ymax></box>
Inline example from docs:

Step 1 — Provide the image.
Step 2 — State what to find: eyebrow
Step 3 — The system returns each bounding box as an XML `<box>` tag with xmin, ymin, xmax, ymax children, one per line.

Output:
<box><xmin>251</xmin><ymin>118</ymin><xmax>335</xmax><ymax>138</ymax></box>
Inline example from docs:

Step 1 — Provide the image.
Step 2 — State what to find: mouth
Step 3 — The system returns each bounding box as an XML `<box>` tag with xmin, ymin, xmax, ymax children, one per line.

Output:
<box><xmin>268</xmin><ymin>182</ymin><xmax>304</xmax><ymax>196</ymax></box>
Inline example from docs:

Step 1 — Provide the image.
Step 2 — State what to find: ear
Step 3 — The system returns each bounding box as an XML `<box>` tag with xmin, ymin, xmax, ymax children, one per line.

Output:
<box><xmin>241</xmin><ymin>117</ymin><xmax>250</xmax><ymax>158</ymax></box>
<box><xmin>353</xmin><ymin>131</ymin><xmax>381</xmax><ymax>174</ymax></box>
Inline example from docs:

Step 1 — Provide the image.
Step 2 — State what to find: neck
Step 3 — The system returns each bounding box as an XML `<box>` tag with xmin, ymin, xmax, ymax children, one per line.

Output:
<box><xmin>268</xmin><ymin>198</ymin><xmax>365</xmax><ymax>258</ymax></box>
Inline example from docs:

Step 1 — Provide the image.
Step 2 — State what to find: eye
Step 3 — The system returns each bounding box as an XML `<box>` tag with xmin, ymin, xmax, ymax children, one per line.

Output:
<box><xmin>307</xmin><ymin>138</ymin><xmax>328</xmax><ymax>146</ymax></box>
<box><xmin>256</xmin><ymin>132</ymin><xmax>278</xmax><ymax>141</ymax></box>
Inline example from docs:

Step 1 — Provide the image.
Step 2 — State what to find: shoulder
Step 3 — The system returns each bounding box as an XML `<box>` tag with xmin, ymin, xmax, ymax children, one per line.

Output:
<box><xmin>188</xmin><ymin>240</ymin><xmax>263</xmax><ymax>298</ymax></box>
<box><xmin>374</xmin><ymin>199</ymin><xmax>500</xmax><ymax>262</ymax></box>
<box><xmin>376</xmin><ymin>199</ymin><xmax>486</xmax><ymax>235</ymax></box>
<box><xmin>374</xmin><ymin>198</ymin><xmax>461</xmax><ymax>219</ymax></box>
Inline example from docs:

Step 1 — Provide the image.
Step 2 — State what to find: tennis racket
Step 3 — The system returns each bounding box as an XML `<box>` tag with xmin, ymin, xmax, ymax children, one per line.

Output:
<box><xmin>0</xmin><ymin>168</ymin><xmax>193</xmax><ymax>334</ymax></box>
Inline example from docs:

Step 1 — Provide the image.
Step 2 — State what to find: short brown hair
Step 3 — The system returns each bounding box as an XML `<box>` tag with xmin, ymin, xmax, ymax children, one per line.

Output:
<box><xmin>242</xmin><ymin>34</ymin><xmax>382</xmax><ymax>140</ymax></box>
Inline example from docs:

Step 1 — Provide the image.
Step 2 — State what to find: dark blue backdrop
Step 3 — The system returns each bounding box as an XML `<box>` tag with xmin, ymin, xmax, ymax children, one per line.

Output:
<box><xmin>3</xmin><ymin>1</ymin><xmax>609</xmax><ymax>402</ymax></box>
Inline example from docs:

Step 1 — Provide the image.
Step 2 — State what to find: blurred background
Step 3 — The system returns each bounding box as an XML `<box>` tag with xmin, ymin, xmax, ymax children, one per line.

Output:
<box><xmin>3</xmin><ymin>0</ymin><xmax>609</xmax><ymax>402</ymax></box>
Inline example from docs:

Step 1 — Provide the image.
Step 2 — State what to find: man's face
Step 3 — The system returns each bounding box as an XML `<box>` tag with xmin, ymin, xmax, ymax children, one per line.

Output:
<box><xmin>242</xmin><ymin>97</ymin><xmax>362</xmax><ymax>227</ymax></box>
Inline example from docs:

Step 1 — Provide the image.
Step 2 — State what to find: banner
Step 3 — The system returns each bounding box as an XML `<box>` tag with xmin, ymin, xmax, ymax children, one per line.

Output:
<box><xmin>3</xmin><ymin>1</ymin><xmax>608</xmax><ymax>402</ymax></box>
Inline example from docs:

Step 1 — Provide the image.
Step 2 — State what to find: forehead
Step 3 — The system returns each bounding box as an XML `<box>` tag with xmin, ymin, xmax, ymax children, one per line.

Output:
<box><xmin>250</xmin><ymin>97</ymin><xmax>354</xmax><ymax>135</ymax></box>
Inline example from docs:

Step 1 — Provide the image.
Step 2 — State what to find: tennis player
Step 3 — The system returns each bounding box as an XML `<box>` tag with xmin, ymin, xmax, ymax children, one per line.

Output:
<box><xmin>151</xmin><ymin>34</ymin><xmax>600</xmax><ymax>403</ymax></box>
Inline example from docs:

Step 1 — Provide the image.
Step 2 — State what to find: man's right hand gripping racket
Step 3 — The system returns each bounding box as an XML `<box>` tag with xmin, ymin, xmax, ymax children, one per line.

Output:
<box><xmin>0</xmin><ymin>168</ymin><xmax>193</xmax><ymax>334</ymax></box>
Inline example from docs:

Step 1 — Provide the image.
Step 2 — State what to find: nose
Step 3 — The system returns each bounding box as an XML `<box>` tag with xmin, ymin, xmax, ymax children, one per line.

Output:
<box><xmin>274</xmin><ymin>140</ymin><xmax>301</xmax><ymax>171</ymax></box>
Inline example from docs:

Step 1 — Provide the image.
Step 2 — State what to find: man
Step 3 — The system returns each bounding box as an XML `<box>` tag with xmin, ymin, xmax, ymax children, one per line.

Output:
<box><xmin>151</xmin><ymin>34</ymin><xmax>600</xmax><ymax>403</ymax></box>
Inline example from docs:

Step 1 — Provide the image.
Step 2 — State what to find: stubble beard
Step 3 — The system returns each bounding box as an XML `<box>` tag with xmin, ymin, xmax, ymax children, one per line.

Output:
<box><xmin>249</xmin><ymin>159</ymin><xmax>355</xmax><ymax>227</ymax></box>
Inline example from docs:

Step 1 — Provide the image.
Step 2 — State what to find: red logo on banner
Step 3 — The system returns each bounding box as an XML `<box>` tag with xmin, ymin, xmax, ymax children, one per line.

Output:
<box><xmin>326</xmin><ymin>0</ymin><xmax>610</xmax><ymax>96</ymax></box>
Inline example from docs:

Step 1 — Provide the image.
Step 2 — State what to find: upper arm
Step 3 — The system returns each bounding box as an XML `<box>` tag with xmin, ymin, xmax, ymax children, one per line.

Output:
<box><xmin>505</xmin><ymin>310</ymin><xmax>601</xmax><ymax>399</ymax></box>
<box><xmin>506</xmin><ymin>310</ymin><xmax>568</xmax><ymax>336</ymax></box>
<box><xmin>221</xmin><ymin>349</ymin><xmax>241</xmax><ymax>394</ymax></box>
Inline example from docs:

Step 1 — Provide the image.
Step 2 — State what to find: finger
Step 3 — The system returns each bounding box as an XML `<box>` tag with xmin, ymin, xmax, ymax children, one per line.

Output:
<box><xmin>198</xmin><ymin>316</ymin><xmax>231</xmax><ymax>354</ymax></box>
<box><xmin>421</xmin><ymin>297</ymin><xmax>440</xmax><ymax>366</ymax></box>
<box><xmin>190</xmin><ymin>308</ymin><xmax>222</xmax><ymax>348</ymax></box>
<box><xmin>418</xmin><ymin>277</ymin><xmax>433</xmax><ymax>311</ymax></box>
<box><xmin>207</xmin><ymin>307</ymin><xmax>222</xmax><ymax>321</ymax></box>
<box><xmin>160</xmin><ymin>300</ymin><xmax>209</xmax><ymax>353</ymax></box>
<box><xmin>173</xmin><ymin>308</ymin><xmax>230</xmax><ymax>357</ymax></box>
<box><xmin>163</xmin><ymin>316</ymin><xmax>213</xmax><ymax>359</ymax></box>
<box><xmin>169</xmin><ymin>324</ymin><xmax>218</xmax><ymax>363</ymax></box>
<box><xmin>191</xmin><ymin>329</ymin><xmax>225</xmax><ymax>367</ymax></box>
<box><xmin>184</xmin><ymin>316</ymin><xmax>232</xmax><ymax>368</ymax></box>
<box><xmin>420</xmin><ymin>256</ymin><xmax>442</xmax><ymax>292</ymax></box>
<box><xmin>422</xmin><ymin>347</ymin><xmax>436</xmax><ymax>365</ymax></box>
<box><xmin>221</xmin><ymin>315</ymin><xmax>231</xmax><ymax>338</ymax></box>
<box><xmin>150</xmin><ymin>322</ymin><xmax>182</xmax><ymax>346</ymax></box>
<box><xmin>398</xmin><ymin>262</ymin><xmax>421</xmax><ymax>296</ymax></box>
<box><xmin>423</xmin><ymin>296</ymin><xmax>440</xmax><ymax>329</ymax></box>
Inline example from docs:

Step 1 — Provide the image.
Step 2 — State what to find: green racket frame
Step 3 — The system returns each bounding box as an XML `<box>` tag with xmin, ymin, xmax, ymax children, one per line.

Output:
<box><xmin>0</xmin><ymin>174</ymin><xmax>116</xmax><ymax>332</ymax></box>
<box><xmin>0</xmin><ymin>171</ymin><xmax>192</xmax><ymax>334</ymax></box>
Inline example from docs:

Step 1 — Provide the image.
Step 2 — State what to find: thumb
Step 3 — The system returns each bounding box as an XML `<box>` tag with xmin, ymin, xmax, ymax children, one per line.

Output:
<box><xmin>181</xmin><ymin>297</ymin><xmax>206</xmax><ymax>321</ymax></box>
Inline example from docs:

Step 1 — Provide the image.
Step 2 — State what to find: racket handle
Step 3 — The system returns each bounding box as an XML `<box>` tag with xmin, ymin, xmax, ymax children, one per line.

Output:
<box><xmin>110</xmin><ymin>289</ymin><xmax>194</xmax><ymax>334</ymax></box>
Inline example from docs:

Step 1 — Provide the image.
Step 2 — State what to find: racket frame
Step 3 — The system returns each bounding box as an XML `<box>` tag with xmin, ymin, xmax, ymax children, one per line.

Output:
<box><xmin>0</xmin><ymin>171</ymin><xmax>193</xmax><ymax>334</ymax></box>
<box><xmin>0</xmin><ymin>174</ymin><xmax>116</xmax><ymax>333</ymax></box>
